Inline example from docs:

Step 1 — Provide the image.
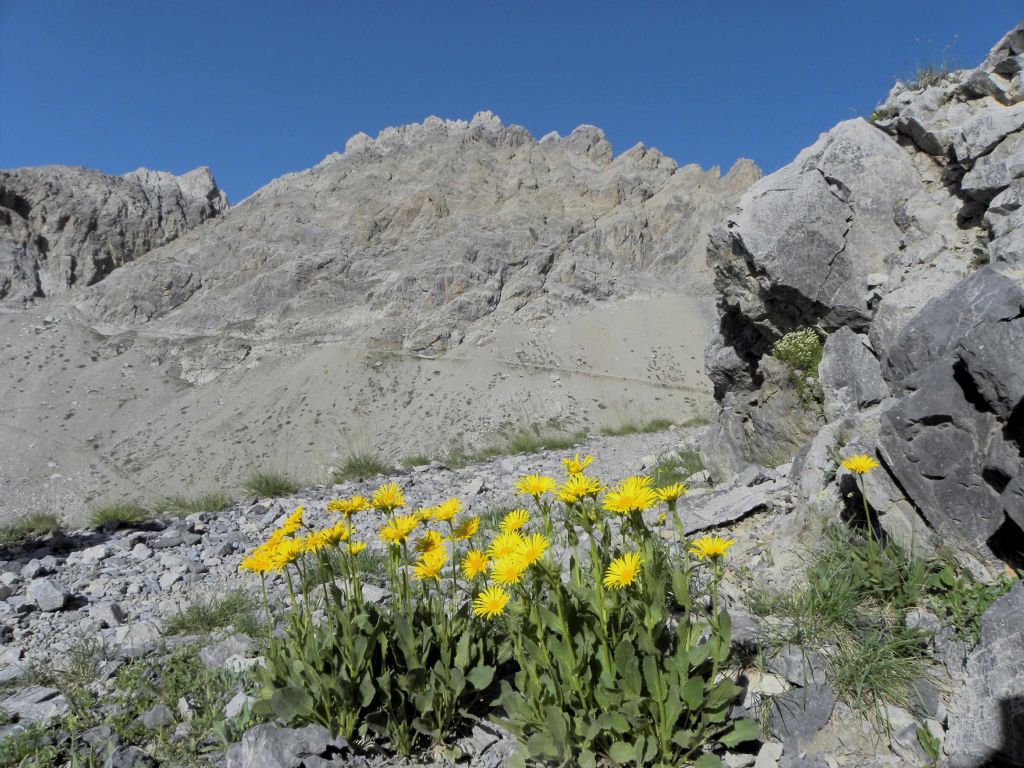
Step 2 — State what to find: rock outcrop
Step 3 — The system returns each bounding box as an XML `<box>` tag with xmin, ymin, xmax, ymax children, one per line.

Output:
<box><xmin>703</xmin><ymin>23</ymin><xmax>1024</xmax><ymax>561</ymax></box>
<box><xmin>700</xmin><ymin>22</ymin><xmax>1024</xmax><ymax>768</ymax></box>
<box><xmin>0</xmin><ymin>165</ymin><xmax>227</xmax><ymax>303</ymax></box>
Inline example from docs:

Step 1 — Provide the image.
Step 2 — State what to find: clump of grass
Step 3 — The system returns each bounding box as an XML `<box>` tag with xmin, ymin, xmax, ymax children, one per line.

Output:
<box><xmin>600</xmin><ymin>417</ymin><xmax>674</xmax><ymax>437</ymax></box>
<box><xmin>650</xmin><ymin>450</ymin><xmax>705</xmax><ymax>486</ymax></box>
<box><xmin>0</xmin><ymin>513</ymin><xmax>61</xmax><ymax>547</ymax></box>
<box><xmin>399</xmin><ymin>453</ymin><xmax>434</xmax><ymax>469</ymax></box>
<box><xmin>153</xmin><ymin>492</ymin><xmax>233</xmax><ymax>517</ymax></box>
<box><xmin>678</xmin><ymin>414</ymin><xmax>711</xmax><ymax>428</ymax></box>
<box><xmin>446</xmin><ymin>427</ymin><xmax>587</xmax><ymax>467</ymax></box>
<box><xmin>907</xmin><ymin>63</ymin><xmax>951</xmax><ymax>90</ymax></box>
<box><xmin>334</xmin><ymin>452</ymin><xmax>390</xmax><ymax>482</ymax></box>
<box><xmin>745</xmin><ymin>524</ymin><xmax>1017</xmax><ymax>716</ymax></box>
<box><xmin>90</xmin><ymin>502</ymin><xmax>149</xmax><ymax>528</ymax></box>
<box><xmin>165</xmin><ymin>590</ymin><xmax>261</xmax><ymax>636</ymax></box>
<box><xmin>244</xmin><ymin>470</ymin><xmax>301</xmax><ymax>498</ymax></box>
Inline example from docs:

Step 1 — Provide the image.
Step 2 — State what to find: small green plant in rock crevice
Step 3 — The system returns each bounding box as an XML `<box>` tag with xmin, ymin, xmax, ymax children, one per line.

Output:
<box><xmin>770</xmin><ymin>328</ymin><xmax>825</xmax><ymax>408</ymax></box>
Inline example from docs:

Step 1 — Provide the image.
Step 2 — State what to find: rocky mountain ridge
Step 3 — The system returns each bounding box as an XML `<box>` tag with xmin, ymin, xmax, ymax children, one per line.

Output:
<box><xmin>0</xmin><ymin>113</ymin><xmax>756</xmax><ymax>520</ymax></box>
<box><xmin>0</xmin><ymin>165</ymin><xmax>227</xmax><ymax>304</ymax></box>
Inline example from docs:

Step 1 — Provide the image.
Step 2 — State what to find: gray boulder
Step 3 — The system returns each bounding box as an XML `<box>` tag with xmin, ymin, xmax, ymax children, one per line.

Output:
<box><xmin>881</xmin><ymin>267</ymin><xmax>1024</xmax><ymax>390</ymax></box>
<box><xmin>225</xmin><ymin>723</ymin><xmax>351</xmax><ymax>768</ymax></box>
<box><xmin>767</xmin><ymin>680</ymin><xmax>835</xmax><ymax>747</ymax></box>
<box><xmin>878</xmin><ymin>360</ymin><xmax>1015</xmax><ymax>552</ymax></box>
<box><xmin>25</xmin><ymin>577</ymin><xmax>68</xmax><ymax>611</ymax></box>
<box><xmin>818</xmin><ymin>327</ymin><xmax>890</xmax><ymax>420</ymax></box>
<box><xmin>962</xmin><ymin>130</ymin><xmax>1024</xmax><ymax>201</ymax></box>
<box><xmin>944</xmin><ymin>581</ymin><xmax>1024</xmax><ymax>768</ymax></box>
<box><xmin>0</xmin><ymin>685</ymin><xmax>68</xmax><ymax>723</ymax></box>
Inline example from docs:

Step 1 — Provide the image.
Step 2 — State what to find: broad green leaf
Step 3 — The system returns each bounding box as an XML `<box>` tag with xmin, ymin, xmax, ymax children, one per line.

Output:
<box><xmin>270</xmin><ymin>686</ymin><xmax>312</xmax><ymax>720</ymax></box>
<box><xmin>693</xmin><ymin>754</ymin><xmax>723</xmax><ymax>768</ymax></box>
<box><xmin>682</xmin><ymin>675</ymin><xmax>704</xmax><ymax>709</ymax></box>
<box><xmin>607</xmin><ymin>740</ymin><xmax>635</xmax><ymax>764</ymax></box>
<box><xmin>466</xmin><ymin>665</ymin><xmax>495</xmax><ymax>690</ymax></box>
<box><xmin>719</xmin><ymin>718</ymin><xmax>761</xmax><ymax>747</ymax></box>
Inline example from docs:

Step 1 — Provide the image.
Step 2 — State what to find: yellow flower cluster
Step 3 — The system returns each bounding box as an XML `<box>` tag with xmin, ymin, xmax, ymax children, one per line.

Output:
<box><xmin>602</xmin><ymin>476</ymin><xmax>658</xmax><ymax>515</ymax></box>
<box><xmin>240</xmin><ymin>507</ymin><xmax>308</xmax><ymax>574</ymax></box>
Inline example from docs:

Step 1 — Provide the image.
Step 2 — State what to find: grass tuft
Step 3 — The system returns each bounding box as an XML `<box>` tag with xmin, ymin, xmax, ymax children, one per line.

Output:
<box><xmin>244</xmin><ymin>470</ymin><xmax>301</xmax><ymax>498</ymax></box>
<box><xmin>446</xmin><ymin>427</ymin><xmax>587</xmax><ymax>467</ymax></box>
<box><xmin>90</xmin><ymin>503</ymin><xmax>149</xmax><ymax>528</ymax></box>
<box><xmin>399</xmin><ymin>454</ymin><xmax>434</xmax><ymax>469</ymax></box>
<box><xmin>334</xmin><ymin>452</ymin><xmax>390</xmax><ymax>483</ymax></box>
<box><xmin>153</xmin><ymin>492</ymin><xmax>233</xmax><ymax>517</ymax></box>
<box><xmin>0</xmin><ymin>513</ymin><xmax>62</xmax><ymax>547</ymax></box>
<box><xmin>601</xmin><ymin>417</ymin><xmax>674</xmax><ymax>437</ymax></box>
<box><xmin>650</xmin><ymin>450</ymin><xmax>705</xmax><ymax>486</ymax></box>
<box><xmin>165</xmin><ymin>589</ymin><xmax>261</xmax><ymax>637</ymax></box>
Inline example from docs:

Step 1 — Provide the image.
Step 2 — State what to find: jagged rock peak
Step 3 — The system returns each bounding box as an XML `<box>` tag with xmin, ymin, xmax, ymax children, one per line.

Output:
<box><xmin>0</xmin><ymin>164</ymin><xmax>227</xmax><ymax>303</ymax></box>
<box><xmin>337</xmin><ymin>111</ymin><xmax>620</xmax><ymax>165</ymax></box>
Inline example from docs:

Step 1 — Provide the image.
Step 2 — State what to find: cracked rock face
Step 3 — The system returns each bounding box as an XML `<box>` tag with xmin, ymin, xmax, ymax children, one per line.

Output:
<box><xmin>703</xmin><ymin>22</ymin><xmax>1024</xmax><ymax>558</ymax></box>
<box><xmin>0</xmin><ymin>165</ymin><xmax>227</xmax><ymax>304</ymax></box>
<box><xmin>944</xmin><ymin>581</ymin><xmax>1024</xmax><ymax>768</ymax></box>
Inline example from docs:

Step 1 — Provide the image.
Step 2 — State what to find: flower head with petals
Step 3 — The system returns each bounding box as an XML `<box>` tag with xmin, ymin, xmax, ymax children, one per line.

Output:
<box><xmin>473</xmin><ymin>586</ymin><xmax>510</xmax><ymax>619</ymax></box>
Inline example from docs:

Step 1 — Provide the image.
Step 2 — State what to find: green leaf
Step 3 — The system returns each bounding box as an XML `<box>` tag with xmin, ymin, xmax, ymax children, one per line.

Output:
<box><xmin>270</xmin><ymin>686</ymin><xmax>313</xmax><ymax>721</ymax></box>
<box><xmin>359</xmin><ymin>671</ymin><xmax>376</xmax><ymax>707</ymax></box>
<box><xmin>719</xmin><ymin>718</ymin><xmax>760</xmax><ymax>747</ymax></box>
<box><xmin>693</xmin><ymin>754</ymin><xmax>723</xmax><ymax>768</ymax></box>
<box><xmin>508</xmin><ymin>750</ymin><xmax>527</xmax><ymax>768</ymax></box>
<box><xmin>466</xmin><ymin>665</ymin><xmax>495</xmax><ymax>690</ymax></box>
<box><xmin>608</xmin><ymin>740</ymin><xmax>635</xmax><ymax>764</ymax></box>
<box><xmin>682</xmin><ymin>675</ymin><xmax>704</xmax><ymax>709</ymax></box>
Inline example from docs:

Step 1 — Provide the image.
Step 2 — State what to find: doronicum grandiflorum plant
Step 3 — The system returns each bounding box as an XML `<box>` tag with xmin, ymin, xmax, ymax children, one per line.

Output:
<box><xmin>493</xmin><ymin>456</ymin><xmax>758</xmax><ymax>767</ymax></box>
<box><xmin>237</xmin><ymin>451</ymin><xmax>758</xmax><ymax>764</ymax></box>
<box><xmin>240</xmin><ymin>488</ymin><xmax>507</xmax><ymax>757</ymax></box>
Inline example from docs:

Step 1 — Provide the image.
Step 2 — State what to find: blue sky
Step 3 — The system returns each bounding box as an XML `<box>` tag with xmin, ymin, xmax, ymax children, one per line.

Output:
<box><xmin>1</xmin><ymin>2</ymin><xmax>1020</xmax><ymax>201</ymax></box>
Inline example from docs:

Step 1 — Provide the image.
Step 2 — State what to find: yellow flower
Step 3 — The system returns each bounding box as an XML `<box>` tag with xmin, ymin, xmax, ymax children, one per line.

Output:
<box><xmin>267</xmin><ymin>537</ymin><xmax>304</xmax><ymax>571</ymax></box>
<box><xmin>414</xmin><ymin>530</ymin><xmax>444</xmax><ymax>555</ymax></box>
<box><xmin>487</xmin><ymin>531</ymin><xmax>525</xmax><ymax>560</ymax></box>
<box><xmin>473</xmin><ymin>586</ymin><xmax>510</xmax><ymax>619</ymax></box>
<box><xmin>841</xmin><ymin>454</ymin><xmax>879</xmax><ymax>475</ymax></box>
<box><xmin>433</xmin><ymin>497</ymin><xmax>463</xmax><ymax>522</ymax></box>
<box><xmin>302</xmin><ymin>531</ymin><xmax>330</xmax><ymax>554</ymax></box>
<box><xmin>348</xmin><ymin>541</ymin><xmax>367</xmax><ymax>556</ymax></box>
<box><xmin>515</xmin><ymin>533</ymin><xmax>550</xmax><ymax>566</ymax></box>
<box><xmin>278</xmin><ymin>506</ymin><xmax>305</xmax><ymax>537</ymax></box>
<box><xmin>452</xmin><ymin>516</ymin><xmax>480</xmax><ymax>541</ymax></box>
<box><xmin>688</xmin><ymin>535</ymin><xmax>736</xmax><ymax>561</ymax></box>
<box><xmin>415</xmin><ymin>506</ymin><xmax>435</xmax><ymax>522</ymax></box>
<box><xmin>499</xmin><ymin>508</ymin><xmax>530</xmax><ymax>533</ymax></box>
<box><xmin>461</xmin><ymin>550</ymin><xmax>490</xmax><ymax>580</ymax></box>
<box><xmin>490</xmin><ymin>556</ymin><xmax>528</xmax><ymax>586</ymax></box>
<box><xmin>655</xmin><ymin>483</ymin><xmax>688</xmax><ymax>503</ymax></box>
<box><xmin>562</xmin><ymin>453</ymin><xmax>594</xmax><ymax>476</ymax></box>
<box><xmin>239</xmin><ymin>548</ymin><xmax>273</xmax><ymax>574</ymax></box>
<box><xmin>556</xmin><ymin>474</ymin><xmax>604</xmax><ymax>504</ymax></box>
<box><xmin>514</xmin><ymin>474</ymin><xmax>556</xmax><ymax>499</ymax></box>
<box><xmin>602</xmin><ymin>476</ymin><xmax>658</xmax><ymax>514</ymax></box>
<box><xmin>378</xmin><ymin>514</ymin><xmax>419</xmax><ymax>546</ymax></box>
<box><xmin>320</xmin><ymin>521</ymin><xmax>352</xmax><ymax>546</ymax></box>
<box><xmin>413</xmin><ymin>548</ymin><xmax>447</xmax><ymax>581</ymax></box>
<box><xmin>371</xmin><ymin>482</ymin><xmax>405</xmax><ymax>513</ymax></box>
<box><xmin>327</xmin><ymin>496</ymin><xmax>371</xmax><ymax>516</ymax></box>
<box><xmin>603</xmin><ymin>552</ymin><xmax>643</xmax><ymax>589</ymax></box>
